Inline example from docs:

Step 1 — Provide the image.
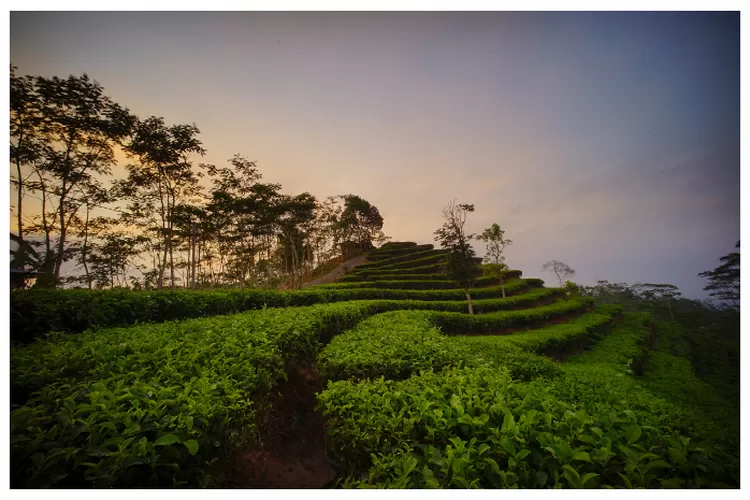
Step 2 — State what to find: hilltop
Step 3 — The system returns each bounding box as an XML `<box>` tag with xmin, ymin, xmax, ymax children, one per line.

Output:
<box><xmin>9</xmin><ymin>241</ymin><xmax>739</xmax><ymax>488</ymax></box>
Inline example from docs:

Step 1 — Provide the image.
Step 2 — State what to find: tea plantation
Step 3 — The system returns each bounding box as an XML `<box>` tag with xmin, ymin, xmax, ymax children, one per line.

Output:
<box><xmin>10</xmin><ymin>242</ymin><xmax>740</xmax><ymax>488</ymax></box>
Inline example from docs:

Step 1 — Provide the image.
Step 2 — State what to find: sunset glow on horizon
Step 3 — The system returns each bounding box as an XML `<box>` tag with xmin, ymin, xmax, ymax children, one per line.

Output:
<box><xmin>9</xmin><ymin>11</ymin><xmax>740</xmax><ymax>298</ymax></box>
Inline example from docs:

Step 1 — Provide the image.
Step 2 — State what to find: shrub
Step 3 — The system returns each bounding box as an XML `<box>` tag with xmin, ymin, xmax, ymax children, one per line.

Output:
<box><xmin>428</xmin><ymin>297</ymin><xmax>594</xmax><ymax>335</ymax></box>
<box><xmin>10</xmin><ymin>302</ymin><xmax>394</xmax><ymax>488</ymax></box>
<box><xmin>318</xmin><ymin>364</ymin><xmax>738</xmax><ymax>488</ymax></box>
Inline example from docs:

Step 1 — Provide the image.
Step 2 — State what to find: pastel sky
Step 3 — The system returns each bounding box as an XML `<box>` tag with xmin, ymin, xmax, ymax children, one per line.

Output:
<box><xmin>10</xmin><ymin>11</ymin><xmax>739</xmax><ymax>299</ymax></box>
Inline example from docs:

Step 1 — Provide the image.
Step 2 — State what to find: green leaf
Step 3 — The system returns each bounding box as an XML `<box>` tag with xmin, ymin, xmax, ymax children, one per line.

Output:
<box><xmin>422</xmin><ymin>465</ymin><xmax>440</xmax><ymax>488</ymax></box>
<box><xmin>154</xmin><ymin>434</ymin><xmax>181</xmax><ymax>446</ymax></box>
<box><xmin>581</xmin><ymin>472</ymin><xmax>599</xmax><ymax>487</ymax></box>
<box><xmin>402</xmin><ymin>456</ymin><xmax>418</xmax><ymax>477</ymax></box>
<box><xmin>186</xmin><ymin>416</ymin><xmax>194</xmax><ymax>431</ymax></box>
<box><xmin>450</xmin><ymin>394</ymin><xmax>465</xmax><ymax>416</ymax></box>
<box><xmin>501</xmin><ymin>412</ymin><xmax>516</xmax><ymax>433</ymax></box>
<box><xmin>669</xmin><ymin>447</ymin><xmax>686</xmax><ymax>465</ymax></box>
<box><xmin>618</xmin><ymin>472</ymin><xmax>633</xmax><ymax>488</ymax></box>
<box><xmin>561</xmin><ymin>465</ymin><xmax>581</xmax><ymax>488</ymax></box>
<box><xmin>572</xmin><ymin>451</ymin><xmax>591</xmax><ymax>462</ymax></box>
<box><xmin>184</xmin><ymin>439</ymin><xmax>199</xmax><ymax>456</ymax></box>
<box><xmin>624</xmin><ymin>425</ymin><xmax>642</xmax><ymax>444</ymax></box>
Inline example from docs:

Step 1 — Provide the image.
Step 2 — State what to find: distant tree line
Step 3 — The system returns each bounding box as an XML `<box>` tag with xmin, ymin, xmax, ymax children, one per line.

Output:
<box><xmin>10</xmin><ymin>66</ymin><xmax>387</xmax><ymax>289</ymax></box>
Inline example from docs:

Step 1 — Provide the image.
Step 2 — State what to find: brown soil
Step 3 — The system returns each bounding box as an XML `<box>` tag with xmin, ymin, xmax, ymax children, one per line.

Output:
<box><xmin>223</xmin><ymin>367</ymin><xmax>337</xmax><ymax>488</ymax></box>
<box><xmin>301</xmin><ymin>254</ymin><xmax>368</xmax><ymax>288</ymax></box>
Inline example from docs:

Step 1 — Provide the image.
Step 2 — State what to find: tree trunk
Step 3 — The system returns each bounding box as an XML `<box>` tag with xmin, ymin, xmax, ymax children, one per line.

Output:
<box><xmin>82</xmin><ymin>204</ymin><xmax>92</xmax><ymax>290</ymax></box>
<box><xmin>15</xmin><ymin>161</ymin><xmax>23</xmax><ymax>242</ymax></box>
<box><xmin>168</xmin><ymin>193</ymin><xmax>175</xmax><ymax>289</ymax></box>
<box><xmin>465</xmin><ymin>290</ymin><xmax>474</xmax><ymax>315</ymax></box>
<box><xmin>191</xmin><ymin>223</ymin><xmax>197</xmax><ymax>289</ymax></box>
<box><xmin>500</xmin><ymin>275</ymin><xmax>506</xmax><ymax>298</ymax></box>
<box><xmin>54</xmin><ymin>189</ymin><xmax>67</xmax><ymax>286</ymax></box>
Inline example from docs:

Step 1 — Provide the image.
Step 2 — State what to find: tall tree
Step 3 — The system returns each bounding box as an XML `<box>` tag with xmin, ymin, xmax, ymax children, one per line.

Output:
<box><xmin>477</xmin><ymin>223</ymin><xmax>513</xmax><ymax>297</ymax></box>
<box><xmin>39</xmin><ymin>74</ymin><xmax>134</xmax><ymax>285</ymax></box>
<box><xmin>335</xmin><ymin>195</ymin><xmax>386</xmax><ymax>253</ymax></box>
<box><xmin>633</xmin><ymin>283</ymin><xmax>682</xmax><ymax>323</ymax></box>
<box><xmin>699</xmin><ymin>241</ymin><xmax>740</xmax><ymax>310</ymax></box>
<box><xmin>541</xmin><ymin>260</ymin><xmax>576</xmax><ymax>288</ymax></box>
<box><xmin>116</xmin><ymin>116</ymin><xmax>205</xmax><ymax>288</ymax></box>
<box><xmin>434</xmin><ymin>199</ymin><xmax>481</xmax><ymax>314</ymax></box>
<box><xmin>274</xmin><ymin>192</ymin><xmax>317</xmax><ymax>289</ymax></box>
<box><xmin>10</xmin><ymin>70</ymin><xmax>136</xmax><ymax>286</ymax></box>
<box><xmin>10</xmin><ymin>66</ymin><xmax>43</xmax><ymax>244</ymax></box>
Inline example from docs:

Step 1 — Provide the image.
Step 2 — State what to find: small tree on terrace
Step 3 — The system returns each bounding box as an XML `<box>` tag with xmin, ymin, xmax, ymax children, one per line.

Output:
<box><xmin>477</xmin><ymin>223</ymin><xmax>513</xmax><ymax>297</ymax></box>
<box><xmin>434</xmin><ymin>199</ymin><xmax>482</xmax><ymax>314</ymax></box>
<box><xmin>542</xmin><ymin>260</ymin><xmax>575</xmax><ymax>288</ymax></box>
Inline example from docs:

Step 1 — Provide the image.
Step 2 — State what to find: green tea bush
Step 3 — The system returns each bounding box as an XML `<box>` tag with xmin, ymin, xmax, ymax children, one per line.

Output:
<box><xmin>452</xmin><ymin>339</ymin><xmax>564</xmax><ymax>381</ymax></box>
<box><xmin>319</xmin><ymin>363</ymin><xmax>738</xmax><ymax>488</ymax></box>
<box><xmin>429</xmin><ymin>297</ymin><xmax>594</xmax><ymax>335</ymax></box>
<box><xmin>311</xmin><ymin>275</ymin><xmax>504</xmax><ymax>290</ymax></box>
<box><xmin>497</xmin><ymin>310</ymin><xmax>617</xmax><ymax>354</ymax></box>
<box><xmin>317</xmin><ymin>311</ymin><xmax>463</xmax><ymax>382</ymax></box>
<box><xmin>317</xmin><ymin>300</ymin><xmax>607</xmax><ymax>383</ymax></box>
<box><xmin>348</xmin><ymin>263</ymin><xmax>444</xmax><ymax>276</ymax></box>
<box><xmin>355</xmin><ymin>252</ymin><xmax>450</xmax><ymax>272</ymax></box>
<box><xmin>340</xmin><ymin>270</ymin><xmax>522</xmax><ymax>283</ymax></box>
<box><xmin>11</xmin><ymin>279</ymin><xmax>543</xmax><ymax>341</ymax></box>
<box><xmin>11</xmin><ymin>288</ymin><xmax>287</xmax><ymax>342</ymax></box>
<box><xmin>10</xmin><ymin>302</ymin><xmax>395</xmax><ymax>488</ymax></box>
<box><xmin>367</xmin><ymin>242</ymin><xmax>419</xmax><ymax>258</ymax></box>
<box><xmin>365</xmin><ymin>245</ymin><xmax>439</xmax><ymax>263</ymax></box>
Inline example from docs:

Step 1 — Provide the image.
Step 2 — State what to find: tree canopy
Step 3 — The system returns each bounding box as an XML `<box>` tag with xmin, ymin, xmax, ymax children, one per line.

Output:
<box><xmin>9</xmin><ymin>66</ymin><xmax>387</xmax><ymax>290</ymax></box>
<box><xmin>698</xmin><ymin>241</ymin><xmax>739</xmax><ymax>310</ymax></box>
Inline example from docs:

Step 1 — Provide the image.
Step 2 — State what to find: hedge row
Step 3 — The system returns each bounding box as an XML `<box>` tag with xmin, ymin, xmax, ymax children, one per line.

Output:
<box><xmin>316</xmin><ymin>302</ymin><xmax>609</xmax><ymax>383</ymax></box>
<box><xmin>429</xmin><ymin>297</ymin><xmax>595</xmax><ymax>335</ymax></box>
<box><xmin>497</xmin><ymin>307</ymin><xmax>622</xmax><ymax>354</ymax></box>
<box><xmin>317</xmin><ymin>316</ymin><xmax>738</xmax><ymax>488</ymax></box>
<box><xmin>355</xmin><ymin>248</ymin><xmax>445</xmax><ymax>270</ymax></box>
<box><xmin>10</xmin><ymin>279</ymin><xmax>543</xmax><ymax>342</ymax></box>
<box><xmin>367</xmin><ymin>243</ymin><xmax>434</xmax><ymax>261</ymax></box>
<box><xmin>10</xmin><ymin>301</ymin><xmax>393</xmax><ymax>488</ymax></box>
<box><xmin>354</xmin><ymin>251</ymin><xmax>450</xmax><ymax>272</ymax></box>
<box><xmin>340</xmin><ymin>270</ymin><xmax>523</xmax><ymax>283</ymax></box>
<box><xmin>367</xmin><ymin>241</ymin><xmax>418</xmax><ymax>257</ymax></box>
<box><xmin>15</xmin><ymin>293</ymin><xmax>599</xmax><ymax>487</ymax></box>
<box><xmin>348</xmin><ymin>263</ymin><xmax>444</xmax><ymax>276</ymax></box>
<box><xmin>317</xmin><ymin>311</ymin><xmax>460</xmax><ymax>382</ymax></box>
<box><xmin>311</xmin><ymin>275</ymin><xmax>504</xmax><ymax>290</ymax></box>
<box><xmin>12</xmin><ymin>279</ymin><xmax>548</xmax><ymax>341</ymax></box>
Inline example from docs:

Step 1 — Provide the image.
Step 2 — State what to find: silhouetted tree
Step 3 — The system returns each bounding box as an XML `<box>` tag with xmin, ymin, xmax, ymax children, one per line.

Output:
<box><xmin>477</xmin><ymin>223</ymin><xmax>513</xmax><ymax>297</ymax></box>
<box><xmin>542</xmin><ymin>260</ymin><xmax>575</xmax><ymax>288</ymax></box>
<box><xmin>116</xmin><ymin>116</ymin><xmax>205</xmax><ymax>288</ymax></box>
<box><xmin>335</xmin><ymin>194</ymin><xmax>386</xmax><ymax>252</ymax></box>
<box><xmin>633</xmin><ymin>283</ymin><xmax>682</xmax><ymax>323</ymax></box>
<box><xmin>434</xmin><ymin>199</ymin><xmax>481</xmax><ymax>314</ymax></box>
<box><xmin>699</xmin><ymin>241</ymin><xmax>740</xmax><ymax>310</ymax></box>
<box><xmin>10</xmin><ymin>70</ymin><xmax>136</xmax><ymax>286</ymax></box>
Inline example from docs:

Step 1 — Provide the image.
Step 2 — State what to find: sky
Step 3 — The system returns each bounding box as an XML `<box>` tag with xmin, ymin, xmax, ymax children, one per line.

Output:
<box><xmin>9</xmin><ymin>11</ymin><xmax>740</xmax><ymax>299</ymax></box>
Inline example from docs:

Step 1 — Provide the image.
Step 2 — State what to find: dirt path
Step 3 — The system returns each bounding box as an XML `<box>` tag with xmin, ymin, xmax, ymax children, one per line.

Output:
<box><xmin>224</xmin><ymin>367</ymin><xmax>337</xmax><ymax>488</ymax></box>
<box><xmin>301</xmin><ymin>254</ymin><xmax>368</xmax><ymax>288</ymax></box>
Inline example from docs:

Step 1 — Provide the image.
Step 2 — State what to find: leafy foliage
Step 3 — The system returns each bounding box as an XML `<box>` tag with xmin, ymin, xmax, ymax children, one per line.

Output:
<box><xmin>318</xmin><ymin>314</ymin><xmax>738</xmax><ymax>489</ymax></box>
<box><xmin>698</xmin><ymin>241</ymin><xmax>739</xmax><ymax>309</ymax></box>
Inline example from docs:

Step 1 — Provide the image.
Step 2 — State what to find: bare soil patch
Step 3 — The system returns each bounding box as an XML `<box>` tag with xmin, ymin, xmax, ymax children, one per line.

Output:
<box><xmin>224</xmin><ymin>367</ymin><xmax>336</xmax><ymax>488</ymax></box>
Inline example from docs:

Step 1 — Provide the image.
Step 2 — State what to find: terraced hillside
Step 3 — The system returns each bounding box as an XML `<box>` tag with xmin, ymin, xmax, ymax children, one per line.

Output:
<box><xmin>9</xmin><ymin>242</ymin><xmax>739</xmax><ymax>488</ymax></box>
